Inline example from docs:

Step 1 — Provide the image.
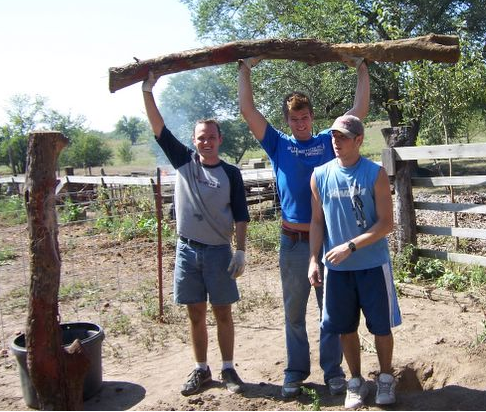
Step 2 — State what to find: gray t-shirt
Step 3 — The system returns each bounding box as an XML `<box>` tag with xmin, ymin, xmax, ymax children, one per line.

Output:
<box><xmin>155</xmin><ymin>126</ymin><xmax>249</xmax><ymax>245</ymax></box>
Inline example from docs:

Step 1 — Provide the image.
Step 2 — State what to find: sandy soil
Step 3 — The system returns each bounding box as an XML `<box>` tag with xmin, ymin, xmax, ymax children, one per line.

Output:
<box><xmin>1</xmin><ymin>194</ymin><xmax>486</xmax><ymax>411</ymax></box>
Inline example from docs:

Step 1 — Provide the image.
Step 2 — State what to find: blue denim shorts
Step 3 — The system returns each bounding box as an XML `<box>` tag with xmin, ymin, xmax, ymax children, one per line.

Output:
<box><xmin>173</xmin><ymin>239</ymin><xmax>239</xmax><ymax>305</ymax></box>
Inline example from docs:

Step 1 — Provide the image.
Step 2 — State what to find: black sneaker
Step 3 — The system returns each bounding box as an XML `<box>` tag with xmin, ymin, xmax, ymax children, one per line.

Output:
<box><xmin>221</xmin><ymin>368</ymin><xmax>244</xmax><ymax>393</ymax></box>
<box><xmin>181</xmin><ymin>367</ymin><xmax>212</xmax><ymax>396</ymax></box>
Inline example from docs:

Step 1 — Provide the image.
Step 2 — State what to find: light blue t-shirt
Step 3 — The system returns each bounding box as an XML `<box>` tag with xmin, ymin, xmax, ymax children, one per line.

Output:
<box><xmin>261</xmin><ymin>123</ymin><xmax>335</xmax><ymax>223</ymax></box>
<box><xmin>314</xmin><ymin>156</ymin><xmax>391</xmax><ymax>270</ymax></box>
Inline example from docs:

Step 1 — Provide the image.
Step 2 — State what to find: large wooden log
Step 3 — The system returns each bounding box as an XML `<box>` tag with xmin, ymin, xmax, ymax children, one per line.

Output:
<box><xmin>25</xmin><ymin>131</ymin><xmax>89</xmax><ymax>410</ymax></box>
<box><xmin>109</xmin><ymin>33</ymin><xmax>459</xmax><ymax>93</ymax></box>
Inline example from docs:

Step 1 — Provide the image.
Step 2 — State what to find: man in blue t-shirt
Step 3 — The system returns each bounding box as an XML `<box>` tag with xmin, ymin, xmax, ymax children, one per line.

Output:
<box><xmin>142</xmin><ymin>72</ymin><xmax>250</xmax><ymax>397</ymax></box>
<box><xmin>309</xmin><ymin>115</ymin><xmax>401</xmax><ymax>409</ymax></box>
<box><xmin>238</xmin><ymin>57</ymin><xmax>370</xmax><ymax>397</ymax></box>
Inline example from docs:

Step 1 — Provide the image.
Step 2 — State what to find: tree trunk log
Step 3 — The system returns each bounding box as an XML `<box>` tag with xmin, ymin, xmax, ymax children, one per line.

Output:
<box><xmin>24</xmin><ymin>131</ymin><xmax>89</xmax><ymax>410</ymax></box>
<box><xmin>109</xmin><ymin>33</ymin><xmax>459</xmax><ymax>93</ymax></box>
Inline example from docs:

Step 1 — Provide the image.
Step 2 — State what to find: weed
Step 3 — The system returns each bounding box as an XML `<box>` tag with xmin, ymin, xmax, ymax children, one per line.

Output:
<box><xmin>58</xmin><ymin>280</ymin><xmax>101</xmax><ymax>306</ymax></box>
<box><xmin>301</xmin><ymin>387</ymin><xmax>321</xmax><ymax>411</ymax></box>
<box><xmin>106</xmin><ymin>309</ymin><xmax>133</xmax><ymax>336</ymax></box>
<box><xmin>247</xmin><ymin>219</ymin><xmax>280</xmax><ymax>251</ymax></box>
<box><xmin>392</xmin><ymin>244</ymin><xmax>416</xmax><ymax>283</ymax></box>
<box><xmin>0</xmin><ymin>195</ymin><xmax>26</xmax><ymax>225</ymax></box>
<box><xmin>475</xmin><ymin>320</ymin><xmax>486</xmax><ymax>345</ymax></box>
<box><xmin>0</xmin><ymin>286</ymin><xmax>28</xmax><ymax>311</ymax></box>
<box><xmin>414</xmin><ymin>258</ymin><xmax>446</xmax><ymax>281</ymax></box>
<box><xmin>58</xmin><ymin>198</ymin><xmax>85</xmax><ymax>223</ymax></box>
<box><xmin>0</xmin><ymin>248</ymin><xmax>18</xmax><ymax>265</ymax></box>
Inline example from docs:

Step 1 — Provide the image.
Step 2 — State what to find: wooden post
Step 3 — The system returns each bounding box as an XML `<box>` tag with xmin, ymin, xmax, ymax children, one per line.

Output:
<box><xmin>24</xmin><ymin>131</ymin><xmax>89</xmax><ymax>410</ymax></box>
<box><xmin>151</xmin><ymin>168</ymin><xmax>164</xmax><ymax>321</ymax></box>
<box><xmin>381</xmin><ymin>127</ymin><xmax>417</xmax><ymax>256</ymax></box>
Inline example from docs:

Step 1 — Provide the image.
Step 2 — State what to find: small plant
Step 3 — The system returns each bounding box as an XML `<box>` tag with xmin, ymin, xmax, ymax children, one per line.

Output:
<box><xmin>0</xmin><ymin>195</ymin><xmax>26</xmax><ymax>225</ymax></box>
<box><xmin>301</xmin><ymin>386</ymin><xmax>321</xmax><ymax>411</ymax></box>
<box><xmin>475</xmin><ymin>319</ymin><xmax>486</xmax><ymax>345</ymax></box>
<box><xmin>107</xmin><ymin>309</ymin><xmax>133</xmax><ymax>336</ymax></box>
<box><xmin>392</xmin><ymin>244</ymin><xmax>416</xmax><ymax>283</ymax></box>
<box><xmin>436</xmin><ymin>270</ymin><xmax>469</xmax><ymax>292</ymax></box>
<box><xmin>247</xmin><ymin>218</ymin><xmax>280</xmax><ymax>251</ymax></box>
<box><xmin>58</xmin><ymin>198</ymin><xmax>85</xmax><ymax>223</ymax></box>
<box><xmin>414</xmin><ymin>258</ymin><xmax>446</xmax><ymax>281</ymax></box>
<box><xmin>0</xmin><ymin>247</ymin><xmax>18</xmax><ymax>265</ymax></box>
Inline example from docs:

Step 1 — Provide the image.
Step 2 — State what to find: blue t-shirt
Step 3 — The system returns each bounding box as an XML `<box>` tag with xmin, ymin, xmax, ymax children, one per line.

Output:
<box><xmin>261</xmin><ymin>123</ymin><xmax>335</xmax><ymax>223</ymax></box>
<box><xmin>314</xmin><ymin>156</ymin><xmax>390</xmax><ymax>270</ymax></box>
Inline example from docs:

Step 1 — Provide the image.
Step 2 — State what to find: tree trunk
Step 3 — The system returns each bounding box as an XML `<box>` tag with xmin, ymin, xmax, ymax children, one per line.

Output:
<box><xmin>24</xmin><ymin>131</ymin><xmax>89</xmax><ymax>410</ymax></box>
<box><xmin>109</xmin><ymin>33</ymin><xmax>459</xmax><ymax>92</ymax></box>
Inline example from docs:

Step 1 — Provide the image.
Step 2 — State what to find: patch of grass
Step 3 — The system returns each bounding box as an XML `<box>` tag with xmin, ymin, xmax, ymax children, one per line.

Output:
<box><xmin>106</xmin><ymin>309</ymin><xmax>134</xmax><ymax>337</ymax></box>
<box><xmin>59</xmin><ymin>280</ymin><xmax>101</xmax><ymax>305</ymax></box>
<box><xmin>0</xmin><ymin>195</ymin><xmax>26</xmax><ymax>226</ymax></box>
<box><xmin>0</xmin><ymin>286</ymin><xmax>28</xmax><ymax>311</ymax></box>
<box><xmin>0</xmin><ymin>247</ymin><xmax>18</xmax><ymax>265</ymax></box>
<box><xmin>247</xmin><ymin>218</ymin><xmax>280</xmax><ymax>251</ymax></box>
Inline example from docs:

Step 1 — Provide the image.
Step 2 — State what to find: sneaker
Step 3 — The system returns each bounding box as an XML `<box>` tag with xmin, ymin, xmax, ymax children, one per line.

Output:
<box><xmin>375</xmin><ymin>373</ymin><xmax>396</xmax><ymax>405</ymax></box>
<box><xmin>181</xmin><ymin>367</ymin><xmax>212</xmax><ymax>396</ymax></box>
<box><xmin>328</xmin><ymin>376</ymin><xmax>347</xmax><ymax>395</ymax></box>
<box><xmin>344</xmin><ymin>376</ymin><xmax>369</xmax><ymax>409</ymax></box>
<box><xmin>281</xmin><ymin>381</ymin><xmax>303</xmax><ymax>398</ymax></box>
<box><xmin>221</xmin><ymin>368</ymin><xmax>244</xmax><ymax>394</ymax></box>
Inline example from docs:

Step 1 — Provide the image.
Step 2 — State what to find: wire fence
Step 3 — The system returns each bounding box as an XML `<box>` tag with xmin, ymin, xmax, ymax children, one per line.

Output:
<box><xmin>0</xmin><ymin>172</ymin><xmax>284</xmax><ymax>360</ymax></box>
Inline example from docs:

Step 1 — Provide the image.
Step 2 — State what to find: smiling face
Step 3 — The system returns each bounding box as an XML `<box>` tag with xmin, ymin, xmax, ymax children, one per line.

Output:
<box><xmin>192</xmin><ymin>121</ymin><xmax>223</xmax><ymax>165</ymax></box>
<box><xmin>287</xmin><ymin>108</ymin><xmax>314</xmax><ymax>141</ymax></box>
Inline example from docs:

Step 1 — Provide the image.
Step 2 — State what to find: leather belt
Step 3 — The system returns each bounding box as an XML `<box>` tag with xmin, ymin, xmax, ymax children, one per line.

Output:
<box><xmin>179</xmin><ymin>236</ymin><xmax>208</xmax><ymax>248</ymax></box>
<box><xmin>281</xmin><ymin>227</ymin><xmax>310</xmax><ymax>242</ymax></box>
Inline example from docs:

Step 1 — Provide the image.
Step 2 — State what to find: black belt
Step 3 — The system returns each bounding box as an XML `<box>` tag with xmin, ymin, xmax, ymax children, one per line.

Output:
<box><xmin>179</xmin><ymin>236</ymin><xmax>208</xmax><ymax>248</ymax></box>
<box><xmin>281</xmin><ymin>228</ymin><xmax>310</xmax><ymax>242</ymax></box>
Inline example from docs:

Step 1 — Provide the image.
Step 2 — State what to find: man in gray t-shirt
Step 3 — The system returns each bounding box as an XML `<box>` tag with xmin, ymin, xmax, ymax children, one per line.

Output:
<box><xmin>142</xmin><ymin>72</ymin><xmax>250</xmax><ymax>396</ymax></box>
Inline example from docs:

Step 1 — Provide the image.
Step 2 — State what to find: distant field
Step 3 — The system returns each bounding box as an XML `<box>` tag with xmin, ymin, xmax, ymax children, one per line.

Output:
<box><xmin>1</xmin><ymin>123</ymin><xmax>484</xmax><ymax>177</ymax></box>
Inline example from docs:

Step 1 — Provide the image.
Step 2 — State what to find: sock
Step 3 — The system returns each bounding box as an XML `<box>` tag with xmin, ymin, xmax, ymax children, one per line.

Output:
<box><xmin>222</xmin><ymin>360</ymin><xmax>234</xmax><ymax>371</ymax></box>
<box><xmin>195</xmin><ymin>362</ymin><xmax>208</xmax><ymax>371</ymax></box>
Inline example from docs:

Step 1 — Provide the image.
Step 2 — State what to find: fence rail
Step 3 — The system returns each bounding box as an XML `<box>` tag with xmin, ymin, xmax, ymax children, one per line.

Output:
<box><xmin>383</xmin><ymin>141</ymin><xmax>486</xmax><ymax>266</ymax></box>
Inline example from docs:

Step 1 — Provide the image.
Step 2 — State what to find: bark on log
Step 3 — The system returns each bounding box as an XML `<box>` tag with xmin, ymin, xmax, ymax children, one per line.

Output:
<box><xmin>109</xmin><ymin>33</ymin><xmax>459</xmax><ymax>93</ymax></box>
<box><xmin>25</xmin><ymin>131</ymin><xmax>89</xmax><ymax>410</ymax></box>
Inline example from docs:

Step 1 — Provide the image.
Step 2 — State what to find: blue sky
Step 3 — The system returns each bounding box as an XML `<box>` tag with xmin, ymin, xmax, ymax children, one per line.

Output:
<box><xmin>0</xmin><ymin>0</ymin><xmax>202</xmax><ymax>132</ymax></box>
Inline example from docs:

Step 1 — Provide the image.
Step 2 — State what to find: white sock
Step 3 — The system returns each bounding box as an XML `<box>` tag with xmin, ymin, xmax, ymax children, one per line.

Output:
<box><xmin>195</xmin><ymin>362</ymin><xmax>208</xmax><ymax>371</ymax></box>
<box><xmin>222</xmin><ymin>360</ymin><xmax>234</xmax><ymax>371</ymax></box>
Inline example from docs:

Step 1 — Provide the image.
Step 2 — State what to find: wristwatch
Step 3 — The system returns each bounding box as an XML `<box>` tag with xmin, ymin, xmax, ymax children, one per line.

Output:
<box><xmin>348</xmin><ymin>241</ymin><xmax>357</xmax><ymax>252</ymax></box>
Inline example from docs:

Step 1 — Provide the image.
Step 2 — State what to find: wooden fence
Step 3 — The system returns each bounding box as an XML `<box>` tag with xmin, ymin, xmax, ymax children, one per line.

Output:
<box><xmin>382</xmin><ymin>140</ymin><xmax>486</xmax><ymax>267</ymax></box>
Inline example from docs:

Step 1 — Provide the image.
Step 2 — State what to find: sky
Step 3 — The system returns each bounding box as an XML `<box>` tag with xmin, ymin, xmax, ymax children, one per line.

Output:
<box><xmin>0</xmin><ymin>0</ymin><xmax>203</xmax><ymax>132</ymax></box>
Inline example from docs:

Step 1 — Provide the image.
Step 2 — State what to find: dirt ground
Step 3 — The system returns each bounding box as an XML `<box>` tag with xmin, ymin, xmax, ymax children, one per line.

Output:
<box><xmin>1</xmin><ymin>204</ymin><xmax>486</xmax><ymax>410</ymax></box>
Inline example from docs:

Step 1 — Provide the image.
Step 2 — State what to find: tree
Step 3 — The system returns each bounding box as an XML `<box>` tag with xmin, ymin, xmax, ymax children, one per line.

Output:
<box><xmin>118</xmin><ymin>140</ymin><xmax>135</xmax><ymax>164</ymax></box>
<box><xmin>60</xmin><ymin>132</ymin><xmax>113</xmax><ymax>175</ymax></box>
<box><xmin>0</xmin><ymin>94</ymin><xmax>94</xmax><ymax>174</ymax></box>
<box><xmin>159</xmin><ymin>67</ymin><xmax>259</xmax><ymax>163</ymax></box>
<box><xmin>182</xmin><ymin>0</ymin><xmax>486</xmax><ymax>145</ymax></box>
<box><xmin>115</xmin><ymin>116</ymin><xmax>147</xmax><ymax>145</ymax></box>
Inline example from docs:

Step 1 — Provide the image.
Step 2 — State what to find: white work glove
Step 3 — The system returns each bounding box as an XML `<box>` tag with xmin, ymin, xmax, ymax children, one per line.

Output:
<box><xmin>228</xmin><ymin>250</ymin><xmax>245</xmax><ymax>279</ymax></box>
<box><xmin>142</xmin><ymin>70</ymin><xmax>158</xmax><ymax>92</ymax></box>
<box><xmin>341</xmin><ymin>54</ymin><xmax>365</xmax><ymax>69</ymax></box>
<box><xmin>238</xmin><ymin>56</ymin><xmax>262</xmax><ymax>71</ymax></box>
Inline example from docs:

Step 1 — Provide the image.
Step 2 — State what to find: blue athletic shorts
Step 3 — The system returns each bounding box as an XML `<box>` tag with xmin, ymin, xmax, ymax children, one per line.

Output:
<box><xmin>322</xmin><ymin>262</ymin><xmax>402</xmax><ymax>336</ymax></box>
<box><xmin>173</xmin><ymin>239</ymin><xmax>239</xmax><ymax>305</ymax></box>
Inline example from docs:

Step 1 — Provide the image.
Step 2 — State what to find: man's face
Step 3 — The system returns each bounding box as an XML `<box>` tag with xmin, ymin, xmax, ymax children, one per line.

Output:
<box><xmin>287</xmin><ymin>108</ymin><xmax>313</xmax><ymax>140</ymax></box>
<box><xmin>192</xmin><ymin>122</ymin><xmax>222</xmax><ymax>163</ymax></box>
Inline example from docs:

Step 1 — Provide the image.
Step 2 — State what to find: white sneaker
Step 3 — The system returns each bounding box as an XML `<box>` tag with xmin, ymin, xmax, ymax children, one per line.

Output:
<box><xmin>345</xmin><ymin>376</ymin><xmax>369</xmax><ymax>409</ymax></box>
<box><xmin>375</xmin><ymin>373</ymin><xmax>396</xmax><ymax>405</ymax></box>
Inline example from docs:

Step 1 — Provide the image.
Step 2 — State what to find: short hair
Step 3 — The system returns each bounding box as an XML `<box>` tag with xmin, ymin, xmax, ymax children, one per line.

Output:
<box><xmin>193</xmin><ymin>119</ymin><xmax>222</xmax><ymax>137</ymax></box>
<box><xmin>282</xmin><ymin>92</ymin><xmax>314</xmax><ymax>121</ymax></box>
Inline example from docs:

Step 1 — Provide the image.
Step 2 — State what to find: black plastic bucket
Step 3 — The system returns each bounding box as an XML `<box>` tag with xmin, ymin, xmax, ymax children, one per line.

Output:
<box><xmin>10</xmin><ymin>321</ymin><xmax>104</xmax><ymax>409</ymax></box>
